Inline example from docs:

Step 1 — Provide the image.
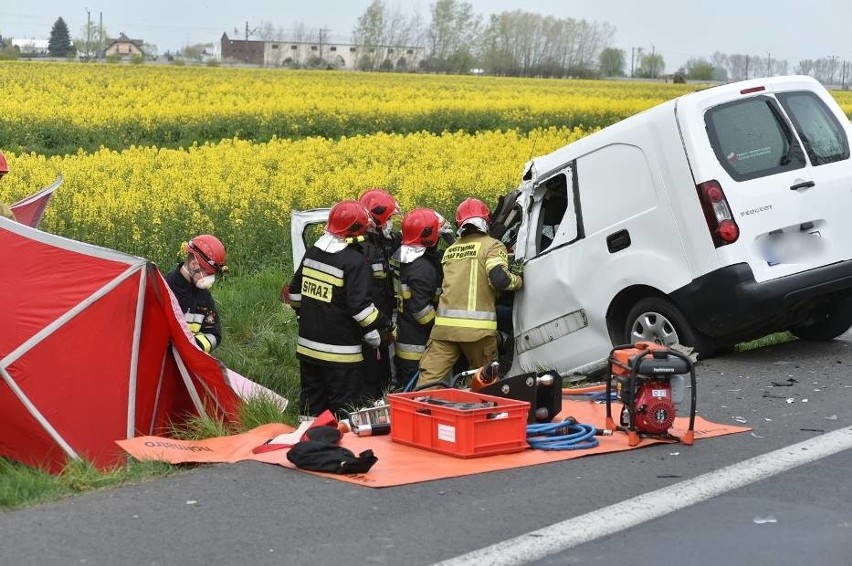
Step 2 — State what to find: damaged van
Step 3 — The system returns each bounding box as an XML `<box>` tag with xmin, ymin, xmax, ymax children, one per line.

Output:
<box><xmin>492</xmin><ymin>74</ymin><xmax>852</xmax><ymax>377</ymax></box>
<box><xmin>292</xmin><ymin>75</ymin><xmax>852</xmax><ymax>380</ymax></box>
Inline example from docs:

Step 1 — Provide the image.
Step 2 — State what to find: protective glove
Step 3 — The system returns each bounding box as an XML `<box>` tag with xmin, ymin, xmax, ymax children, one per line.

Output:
<box><xmin>363</xmin><ymin>329</ymin><xmax>381</xmax><ymax>348</ymax></box>
<box><xmin>508</xmin><ymin>259</ymin><xmax>524</xmax><ymax>278</ymax></box>
<box><xmin>280</xmin><ymin>285</ymin><xmax>291</xmax><ymax>304</ymax></box>
<box><xmin>380</xmin><ymin>323</ymin><xmax>397</xmax><ymax>346</ymax></box>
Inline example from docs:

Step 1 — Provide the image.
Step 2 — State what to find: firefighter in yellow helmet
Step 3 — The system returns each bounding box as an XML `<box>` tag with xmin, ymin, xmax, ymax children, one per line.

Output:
<box><xmin>416</xmin><ymin>198</ymin><xmax>522</xmax><ymax>388</ymax></box>
<box><xmin>165</xmin><ymin>234</ymin><xmax>228</xmax><ymax>354</ymax></box>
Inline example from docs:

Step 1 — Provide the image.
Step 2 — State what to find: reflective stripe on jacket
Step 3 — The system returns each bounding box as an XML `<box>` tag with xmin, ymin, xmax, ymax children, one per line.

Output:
<box><xmin>288</xmin><ymin>244</ymin><xmax>388</xmax><ymax>366</ymax></box>
<box><xmin>395</xmin><ymin>251</ymin><xmax>442</xmax><ymax>359</ymax></box>
<box><xmin>431</xmin><ymin>232</ymin><xmax>517</xmax><ymax>342</ymax></box>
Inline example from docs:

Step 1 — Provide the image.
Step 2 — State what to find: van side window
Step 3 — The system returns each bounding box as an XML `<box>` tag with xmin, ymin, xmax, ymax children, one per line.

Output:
<box><xmin>777</xmin><ymin>91</ymin><xmax>850</xmax><ymax>166</ymax></box>
<box><xmin>532</xmin><ymin>171</ymin><xmax>577</xmax><ymax>255</ymax></box>
<box><xmin>537</xmin><ymin>177</ymin><xmax>567</xmax><ymax>252</ymax></box>
<box><xmin>706</xmin><ymin>96</ymin><xmax>805</xmax><ymax>181</ymax></box>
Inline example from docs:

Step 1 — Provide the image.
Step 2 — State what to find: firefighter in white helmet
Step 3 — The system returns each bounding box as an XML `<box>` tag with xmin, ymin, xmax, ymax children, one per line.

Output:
<box><xmin>165</xmin><ymin>234</ymin><xmax>228</xmax><ymax>354</ymax></box>
<box><xmin>417</xmin><ymin>198</ymin><xmax>522</xmax><ymax>388</ymax></box>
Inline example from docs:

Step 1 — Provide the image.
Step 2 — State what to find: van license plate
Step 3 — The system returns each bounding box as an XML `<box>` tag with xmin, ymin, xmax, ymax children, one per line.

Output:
<box><xmin>762</xmin><ymin>231</ymin><xmax>823</xmax><ymax>266</ymax></box>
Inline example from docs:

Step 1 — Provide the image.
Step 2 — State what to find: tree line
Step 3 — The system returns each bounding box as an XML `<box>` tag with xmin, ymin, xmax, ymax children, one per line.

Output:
<box><xmin>7</xmin><ymin>0</ymin><xmax>850</xmax><ymax>86</ymax></box>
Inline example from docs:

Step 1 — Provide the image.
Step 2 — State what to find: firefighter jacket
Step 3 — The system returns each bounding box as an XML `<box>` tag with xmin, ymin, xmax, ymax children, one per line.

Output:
<box><xmin>165</xmin><ymin>264</ymin><xmax>221</xmax><ymax>353</ymax></box>
<box><xmin>288</xmin><ymin>243</ymin><xmax>390</xmax><ymax>366</ymax></box>
<box><xmin>395</xmin><ymin>250</ymin><xmax>442</xmax><ymax>363</ymax></box>
<box><xmin>431</xmin><ymin>231</ymin><xmax>522</xmax><ymax>343</ymax></box>
<box><xmin>362</xmin><ymin>231</ymin><xmax>400</xmax><ymax>319</ymax></box>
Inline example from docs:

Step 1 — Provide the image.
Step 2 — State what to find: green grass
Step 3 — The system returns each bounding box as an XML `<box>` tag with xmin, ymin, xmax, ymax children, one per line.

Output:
<box><xmin>0</xmin><ymin>457</ymin><xmax>182</xmax><ymax>510</ymax></box>
<box><xmin>734</xmin><ymin>331</ymin><xmax>795</xmax><ymax>352</ymax></box>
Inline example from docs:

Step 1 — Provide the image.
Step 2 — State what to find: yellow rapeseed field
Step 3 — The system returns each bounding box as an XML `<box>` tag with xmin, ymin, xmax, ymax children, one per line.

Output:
<box><xmin>1</xmin><ymin>128</ymin><xmax>586</xmax><ymax>270</ymax></box>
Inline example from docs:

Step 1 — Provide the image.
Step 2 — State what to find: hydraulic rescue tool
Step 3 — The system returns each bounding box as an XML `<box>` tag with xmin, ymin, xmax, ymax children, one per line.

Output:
<box><xmin>467</xmin><ymin>362</ymin><xmax>563</xmax><ymax>423</ymax></box>
<box><xmin>604</xmin><ymin>342</ymin><xmax>697</xmax><ymax>446</ymax></box>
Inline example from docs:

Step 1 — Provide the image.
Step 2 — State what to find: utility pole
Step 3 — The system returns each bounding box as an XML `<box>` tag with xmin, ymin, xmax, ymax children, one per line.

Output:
<box><xmin>241</xmin><ymin>21</ymin><xmax>258</xmax><ymax>64</ymax></box>
<box><xmin>633</xmin><ymin>47</ymin><xmax>643</xmax><ymax>78</ymax></box>
<box><xmin>745</xmin><ymin>55</ymin><xmax>749</xmax><ymax>80</ymax></box>
<box><xmin>766</xmin><ymin>52</ymin><xmax>771</xmax><ymax>77</ymax></box>
<box><xmin>650</xmin><ymin>44</ymin><xmax>656</xmax><ymax>79</ymax></box>
<box><xmin>317</xmin><ymin>27</ymin><xmax>331</xmax><ymax>65</ymax></box>
<box><xmin>829</xmin><ymin>55</ymin><xmax>838</xmax><ymax>86</ymax></box>
<box><xmin>630</xmin><ymin>47</ymin><xmax>635</xmax><ymax>78</ymax></box>
<box><xmin>99</xmin><ymin>12</ymin><xmax>103</xmax><ymax>60</ymax></box>
<box><xmin>85</xmin><ymin>8</ymin><xmax>91</xmax><ymax>61</ymax></box>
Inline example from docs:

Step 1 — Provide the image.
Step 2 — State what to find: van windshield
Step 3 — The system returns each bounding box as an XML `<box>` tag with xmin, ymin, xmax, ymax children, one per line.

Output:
<box><xmin>705</xmin><ymin>95</ymin><xmax>806</xmax><ymax>181</ymax></box>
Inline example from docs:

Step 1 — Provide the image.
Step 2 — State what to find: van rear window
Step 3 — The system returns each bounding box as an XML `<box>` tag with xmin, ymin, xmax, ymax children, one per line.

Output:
<box><xmin>777</xmin><ymin>91</ymin><xmax>849</xmax><ymax>166</ymax></box>
<box><xmin>706</xmin><ymin>96</ymin><xmax>805</xmax><ymax>181</ymax></box>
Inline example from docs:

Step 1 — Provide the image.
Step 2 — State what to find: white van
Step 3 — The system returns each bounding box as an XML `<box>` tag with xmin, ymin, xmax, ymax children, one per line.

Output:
<box><xmin>492</xmin><ymin>74</ymin><xmax>852</xmax><ymax>377</ymax></box>
<box><xmin>292</xmin><ymin>75</ymin><xmax>852</xmax><ymax>379</ymax></box>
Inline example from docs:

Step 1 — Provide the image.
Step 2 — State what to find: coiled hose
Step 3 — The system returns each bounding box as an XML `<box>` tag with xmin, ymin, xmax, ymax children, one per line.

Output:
<box><xmin>526</xmin><ymin>418</ymin><xmax>599</xmax><ymax>451</ymax></box>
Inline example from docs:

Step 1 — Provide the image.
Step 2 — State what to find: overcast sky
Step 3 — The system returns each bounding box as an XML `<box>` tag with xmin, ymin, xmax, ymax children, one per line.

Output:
<box><xmin>3</xmin><ymin>1</ymin><xmax>850</xmax><ymax>72</ymax></box>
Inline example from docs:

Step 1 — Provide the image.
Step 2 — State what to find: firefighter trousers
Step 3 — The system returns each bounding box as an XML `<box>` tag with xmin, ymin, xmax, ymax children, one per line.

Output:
<box><xmin>417</xmin><ymin>334</ymin><xmax>497</xmax><ymax>388</ymax></box>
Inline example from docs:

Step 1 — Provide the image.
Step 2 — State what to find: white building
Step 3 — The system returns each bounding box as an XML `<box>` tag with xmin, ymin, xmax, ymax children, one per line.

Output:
<box><xmin>221</xmin><ymin>33</ymin><xmax>425</xmax><ymax>71</ymax></box>
<box><xmin>12</xmin><ymin>38</ymin><xmax>49</xmax><ymax>55</ymax></box>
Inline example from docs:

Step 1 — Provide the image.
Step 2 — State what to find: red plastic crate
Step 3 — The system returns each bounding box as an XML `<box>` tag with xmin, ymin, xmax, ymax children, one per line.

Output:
<box><xmin>388</xmin><ymin>389</ymin><xmax>530</xmax><ymax>458</ymax></box>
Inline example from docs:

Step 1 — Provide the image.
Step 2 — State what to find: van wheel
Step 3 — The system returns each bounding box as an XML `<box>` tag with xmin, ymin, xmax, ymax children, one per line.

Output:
<box><xmin>789</xmin><ymin>297</ymin><xmax>852</xmax><ymax>341</ymax></box>
<box><xmin>623</xmin><ymin>297</ymin><xmax>713</xmax><ymax>358</ymax></box>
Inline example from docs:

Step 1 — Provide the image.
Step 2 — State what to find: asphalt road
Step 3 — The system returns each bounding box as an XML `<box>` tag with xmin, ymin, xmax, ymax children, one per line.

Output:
<box><xmin>2</xmin><ymin>333</ymin><xmax>850</xmax><ymax>566</ymax></box>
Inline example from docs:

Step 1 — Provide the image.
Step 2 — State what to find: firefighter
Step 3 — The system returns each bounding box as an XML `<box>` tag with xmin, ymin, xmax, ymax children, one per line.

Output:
<box><xmin>358</xmin><ymin>188</ymin><xmax>402</xmax><ymax>399</ymax></box>
<box><xmin>417</xmin><ymin>197</ymin><xmax>522</xmax><ymax>388</ymax></box>
<box><xmin>286</xmin><ymin>200</ymin><xmax>394</xmax><ymax>419</ymax></box>
<box><xmin>0</xmin><ymin>150</ymin><xmax>16</xmax><ymax>221</ymax></box>
<box><xmin>165</xmin><ymin>234</ymin><xmax>228</xmax><ymax>354</ymax></box>
<box><xmin>392</xmin><ymin>208</ymin><xmax>444</xmax><ymax>390</ymax></box>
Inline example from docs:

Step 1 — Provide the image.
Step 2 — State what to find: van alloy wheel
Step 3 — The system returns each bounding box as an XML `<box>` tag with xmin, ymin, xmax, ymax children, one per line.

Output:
<box><xmin>623</xmin><ymin>297</ymin><xmax>713</xmax><ymax>359</ymax></box>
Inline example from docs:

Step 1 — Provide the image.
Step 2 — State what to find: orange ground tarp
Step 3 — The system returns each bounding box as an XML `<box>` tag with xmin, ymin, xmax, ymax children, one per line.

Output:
<box><xmin>117</xmin><ymin>399</ymin><xmax>750</xmax><ymax>488</ymax></box>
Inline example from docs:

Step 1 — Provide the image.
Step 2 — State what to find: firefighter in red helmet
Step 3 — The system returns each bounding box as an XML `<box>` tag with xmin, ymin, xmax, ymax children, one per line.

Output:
<box><xmin>392</xmin><ymin>208</ymin><xmax>444</xmax><ymax>390</ymax></box>
<box><xmin>417</xmin><ymin>197</ymin><xmax>522</xmax><ymax>388</ymax></box>
<box><xmin>357</xmin><ymin>188</ymin><xmax>402</xmax><ymax>398</ymax></box>
<box><xmin>165</xmin><ymin>234</ymin><xmax>228</xmax><ymax>354</ymax></box>
<box><xmin>0</xmin><ymin>150</ymin><xmax>16</xmax><ymax>222</ymax></box>
<box><xmin>286</xmin><ymin>200</ymin><xmax>394</xmax><ymax>419</ymax></box>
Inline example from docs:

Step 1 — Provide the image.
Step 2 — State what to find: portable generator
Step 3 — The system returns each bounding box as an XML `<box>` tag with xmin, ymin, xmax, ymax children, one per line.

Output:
<box><xmin>604</xmin><ymin>342</ymin><xmax>696</xmax><ymax>446</ymax></box>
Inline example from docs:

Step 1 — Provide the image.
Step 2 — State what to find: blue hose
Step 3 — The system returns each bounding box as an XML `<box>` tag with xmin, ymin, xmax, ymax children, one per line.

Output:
<box><xmin>526</xmin><ymin>419</ymin><xmax>599</xmax><ymax>450</ymax></box>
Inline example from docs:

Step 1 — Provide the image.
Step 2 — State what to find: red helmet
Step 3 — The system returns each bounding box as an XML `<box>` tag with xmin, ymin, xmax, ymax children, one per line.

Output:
<box><xmin>326</xmin><ymin>200</ymin><xmax>372</xmax><ymax>238</ymax></box>
<box><xmin>0</xmin><ymin>150</ymin><xmax>8</xmax><ymax>175</ymax></box>
<box><xmin>401</xmin><ymin>208</ymin><xmax>441</xmax><ymax>247</ymax></box>
<box><xmin>187</xmin><ymin>234</ymin><xmax>227</xmax><ymax>274</ymax></box>
<box><xmin>455</xmin><ymin>197</ymin><xmax>491</xmax><ymax>227</ymax></box>
<box><xmin>359</xmin><ymin>188</ymin><xmax>399</xmax><ymax>228</ymax></box>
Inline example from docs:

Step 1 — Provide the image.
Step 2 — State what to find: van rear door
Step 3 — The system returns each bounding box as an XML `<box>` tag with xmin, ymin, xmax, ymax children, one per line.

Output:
<box><xmin>677</xmin><ymin>76</ymin><xmax>852</xmax><ymax>283</ymax></box>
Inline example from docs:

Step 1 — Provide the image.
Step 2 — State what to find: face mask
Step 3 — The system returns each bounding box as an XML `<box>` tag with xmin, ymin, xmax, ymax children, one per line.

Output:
<box><xmin>195</xmin><ymin>274</ymin><xmax>216</xmax><ymax>289</ymax></box>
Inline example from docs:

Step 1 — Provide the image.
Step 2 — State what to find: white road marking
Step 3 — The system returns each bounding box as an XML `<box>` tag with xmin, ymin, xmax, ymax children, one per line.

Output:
<box><xmin>435</xmin><ymin>426</ymin><xmax>852</xmax><ymax>565</ymax></box>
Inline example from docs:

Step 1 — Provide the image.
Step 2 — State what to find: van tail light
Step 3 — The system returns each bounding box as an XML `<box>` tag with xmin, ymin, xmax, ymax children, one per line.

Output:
<box><xmin>696</xmin><ymin>180</ymin><xmax>740</xmax><ymax>247</ymax></box>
